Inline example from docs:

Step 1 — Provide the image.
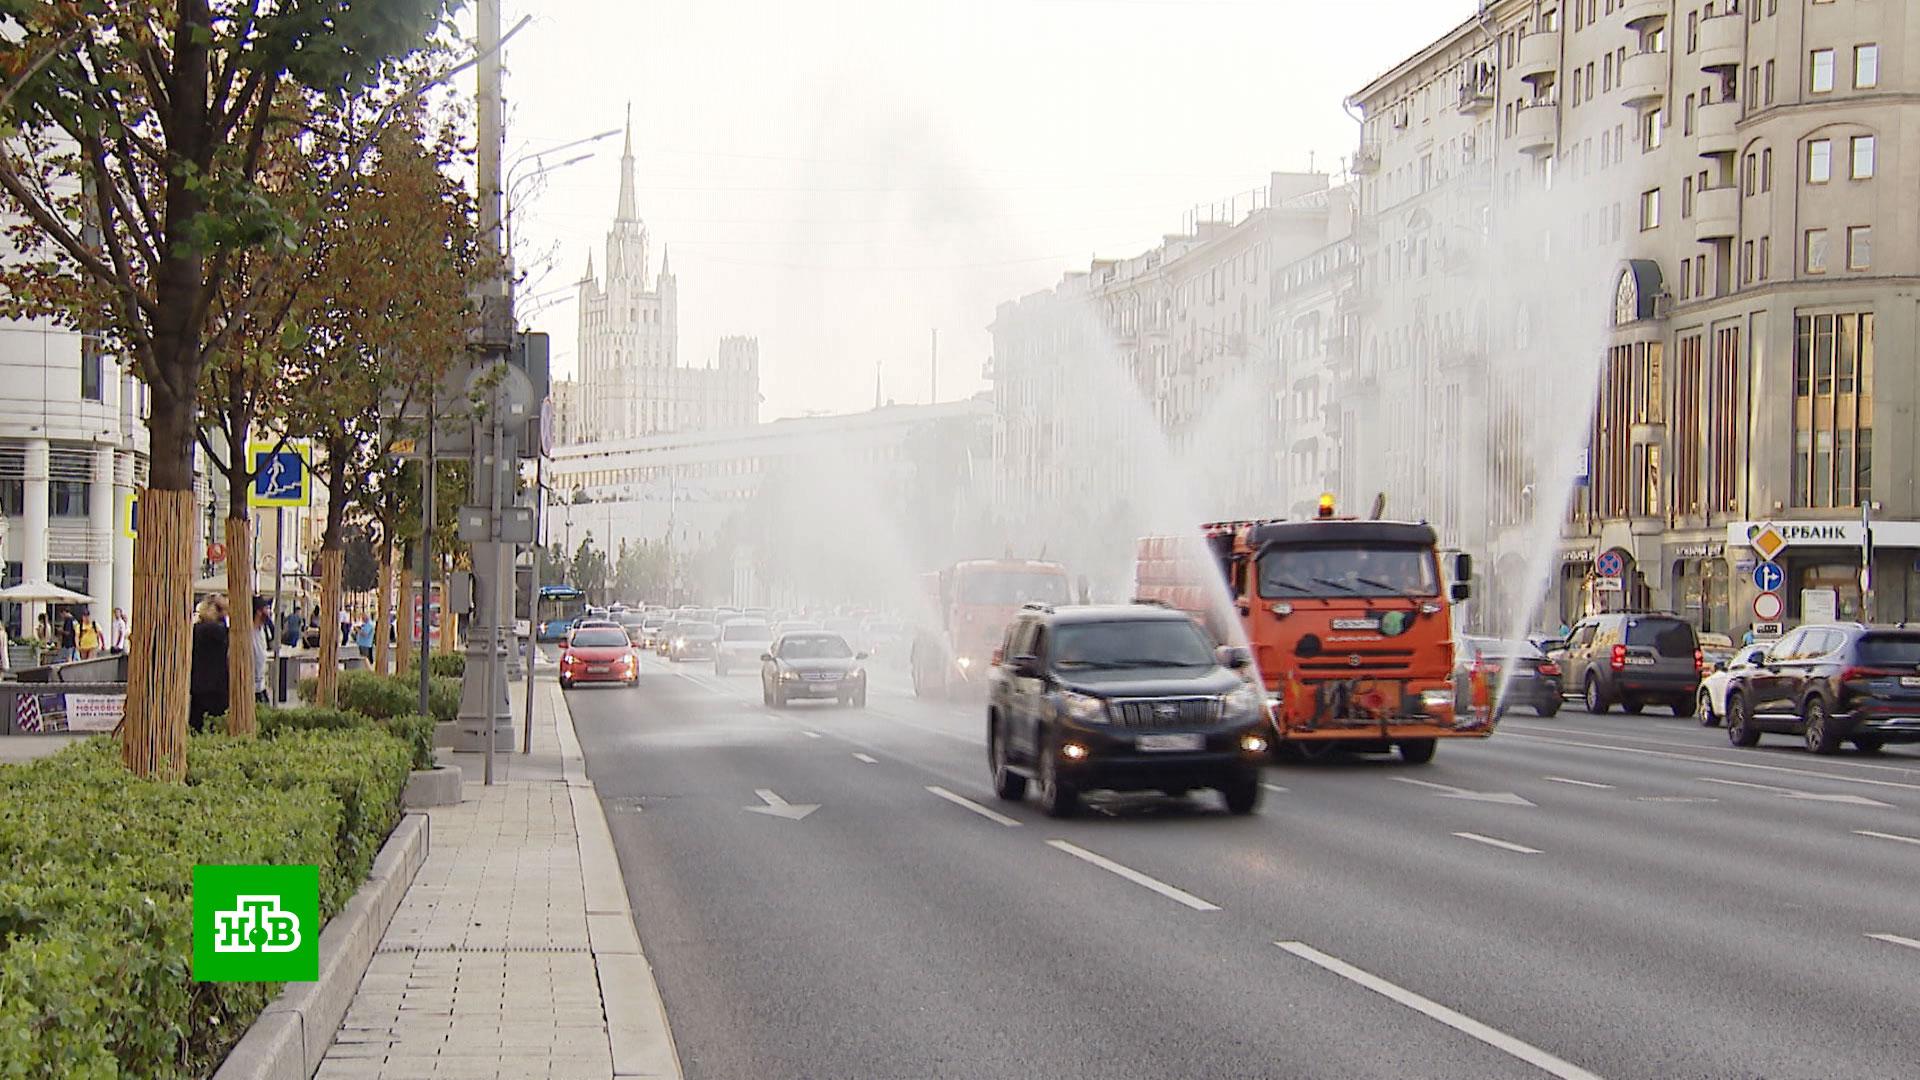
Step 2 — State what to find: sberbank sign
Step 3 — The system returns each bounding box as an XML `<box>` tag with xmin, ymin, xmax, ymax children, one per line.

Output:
<box><xmin>1726</xmin><ymin>520</ymin><xmax>1920</xmax><ymax>550</ymax></box>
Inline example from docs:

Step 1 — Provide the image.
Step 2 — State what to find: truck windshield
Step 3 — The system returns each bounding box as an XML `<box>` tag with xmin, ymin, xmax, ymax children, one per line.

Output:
<box><xmin>1050</xmin><ymin>620</ymin><xmax>1214</xmax><ymax>670</ymax></box>
<box><xmin>958</xmin><ymin>570</ymin><xmax>1071</xmax><ymax>605</ymax></box>
<box><xmin>1256</xmin><ymin>545</ymin><xmax>1438</xmax><ymax>599</ymax></box>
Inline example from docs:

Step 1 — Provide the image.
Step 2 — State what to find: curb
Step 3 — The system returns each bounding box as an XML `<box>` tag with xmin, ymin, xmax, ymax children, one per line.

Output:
<box><xmin>551</xmin><ymin>682</ymin><xmax>684</xmax><ymax>1079</ymax></box>
<box><xmin>403</xmin><ymin>763</ymin><xmax>464</xmax><ymax>808</ymax></box>
<box><xmin>212</xmin><ymin>812</ymin><xmax>431</xmax><ymax>1080</ymax></box>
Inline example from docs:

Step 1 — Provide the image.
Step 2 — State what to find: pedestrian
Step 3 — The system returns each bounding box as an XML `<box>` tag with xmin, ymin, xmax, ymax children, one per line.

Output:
<box><xmin>188</xmin><ymin>596</ymin><xmax>230</xmax><ymax>733</ymax></box>
<box><xmin>76</xmin><ymin>612</ymin><xmax>102</xmax><ymax>659</ymax></box>
<box><xmin>56</xmin><ymin>607</ymin><xmax>77</xmax><ymax>662</ymax></box>
<box><xmin>34</xmin><ymin>612</ymin><xmax>50</xmax><ymax>647</ymax></box>
<box><xmin>110</xmin><ymin>607</ymin><xmax>128</xmax><ymax>653</ymax></box>
<box><xmin>252</xmin><ymin>596</ymin><xmax>272</xmax><ymax>704</ymax></box>
<box><xmin>339</xmin><ymin>603</ymin><xmax>353</xmax><ymax>646</ymax></box>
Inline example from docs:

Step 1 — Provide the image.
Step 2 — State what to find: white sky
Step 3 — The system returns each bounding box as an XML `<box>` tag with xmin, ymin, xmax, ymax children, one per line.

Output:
<box><xmin>501</xmin><ymin>0</ymin><xmax>1473</xmax><ymax>420</ymax></box>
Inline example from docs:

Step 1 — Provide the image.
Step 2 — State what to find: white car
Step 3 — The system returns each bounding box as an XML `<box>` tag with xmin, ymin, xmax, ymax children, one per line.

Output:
<box><xmin>714</xmin><ymin>619</ymin><xmax>774</xmax><ymax>676</ymax></box>
<box><xmin>1697</xmin><ymin>642</ymin><xmax>1772</xmax><ymax>727</ymax></box>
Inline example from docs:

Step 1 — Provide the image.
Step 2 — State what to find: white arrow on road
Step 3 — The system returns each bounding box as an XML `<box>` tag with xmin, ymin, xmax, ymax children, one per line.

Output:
<box><xmin>1392</xmin><ymin>777</ymin><xmax>1535</xmax><ymax>806</ymax></box>
<box><xmin>744</xmin><ymin>789</ymin><xmax>819</xmax><ymax>820</ymax></box>
<box><xmin>1696</xmin><ymin>777</ymin><xmax>1893</xmax><ymax>808</ymax></box>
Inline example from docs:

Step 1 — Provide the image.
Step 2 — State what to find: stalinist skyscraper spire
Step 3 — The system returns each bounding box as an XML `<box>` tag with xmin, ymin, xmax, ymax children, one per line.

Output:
<box><xmin>616</xmin><ymin>103</ymin><xmax>638</xmax><ymax>222</ymax></box>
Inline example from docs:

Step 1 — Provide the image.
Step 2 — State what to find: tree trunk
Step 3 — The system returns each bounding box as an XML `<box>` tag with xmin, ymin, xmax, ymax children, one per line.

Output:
<box><xmin>395</xmin><ymin>543</ymin><xmax>416</xmax><ymax>676</ymax></box>
<box><xmin>373</xmin><ymin>536</ymin><xmax>393</xmax><ymax>676</ymax></box>
<box><xmin>314</xmin><ymin>547</ymin><xmax>344</xmax><ymax>706</ymax></box>
<box><xmin>439</xmin><ymin>563</ymin><xmax>457</xmax><ymax>655</ymax></box>
<box><xmin>120</xmin><ymin>487</ymin><xmax>194</xmax><ymax>780</ymax></box>
<box><xmin>222</xmin><ymin>515</ymin><xmax>257</xmax><ymax>735</ymax></box>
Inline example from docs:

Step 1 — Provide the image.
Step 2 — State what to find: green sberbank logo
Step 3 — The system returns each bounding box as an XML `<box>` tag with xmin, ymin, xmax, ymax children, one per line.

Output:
<box><xmin>192</xmin><ymin>865</ymin><xmax>320</xmax><ymax>982</ymax></box>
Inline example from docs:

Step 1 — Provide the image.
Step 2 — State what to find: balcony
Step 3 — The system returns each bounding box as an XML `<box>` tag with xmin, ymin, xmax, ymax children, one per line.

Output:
<box><xmin>1697</xmin><ymin>12</ymin><xmax>1744</xmax><ymax>73</ymax></box>
<box><xmin>1515</xmin><ymin>31</ymin><xmax>1560</xmax><ymax>85</ymax></box>
<box><xmin>1458</xmin><ymin>79</ymin><xmax>1495</xmax><ymax>115</ymax></box>
<box><xmin>1693</xmin><ymin>185</ymin><xmax>1738</xmax><ymax>242</ymax></box>
<box><xmin>1353</xmin><ymin>142</ymin><xmax>1381</xmax><ymax>175</ymax></box>
<box><xmin>1694</xmin><ymin>98</ymin><xmax>1738</xmax><ymax>158</ymax></box>
<box><xmin>1620</xmin><ymin>0</ymin><xmax>1670</xmax><ymax>32</ymax></box>
<box><xmin>1513</xmin><ymin>102</ymin><xmax>1558</xmax><ymax>157</ymax></box>
<box><xmin>1619</xmin><ymin>50</ymin><xmax>1668</xmax><ymax>109</ymax></box>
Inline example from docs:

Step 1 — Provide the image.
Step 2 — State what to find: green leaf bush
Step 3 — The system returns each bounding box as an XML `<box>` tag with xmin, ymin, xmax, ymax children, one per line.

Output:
<box><xmin>298</xmin><ymin>669</ymin><xmax>461</xmax><ymax>725</ymax></box>
<box><xmin>257</xmin><ymin>705</ymin><xmax>436</xmax><ymax>772</ymax></box>
<box><xmin>0</xmin><ymin>728</ymin><xmax>412</xmax><ymax>1078</ymax></box>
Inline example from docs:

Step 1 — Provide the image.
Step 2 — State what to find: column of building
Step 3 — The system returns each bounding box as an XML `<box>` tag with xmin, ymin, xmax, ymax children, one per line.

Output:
<box><xmin>20</xmin><ymin>439</ymin><xmax>49</xmax><ymax>631</ymax></box>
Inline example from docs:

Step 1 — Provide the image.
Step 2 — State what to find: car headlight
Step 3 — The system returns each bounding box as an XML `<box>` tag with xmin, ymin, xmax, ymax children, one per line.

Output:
<box><xmin>782</xmin><ymin>670</ymin><xmax>802</xmax><ymax>681</ymax></box>
<box><xmin>955</xmin><ymin>656</ymin><xmax>973</xmax><ymax>671</ymax></box>
<box><xmin>1055</xmin><ymin>690</ymin><xmax>1108</xmax><ymax>724</ymax></box>
<box><xmin>1223</xmin><ymin>684</ymin><xmax>1264</xmax><ymax>721</ymax></box>
<box><xmin>674</xmin><ymin>638</ymin><xmax>686</xmax><ymax>648</ymax></box>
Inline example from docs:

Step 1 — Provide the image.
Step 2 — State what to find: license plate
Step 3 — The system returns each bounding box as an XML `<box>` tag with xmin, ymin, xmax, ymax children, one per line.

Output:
<box><xmin>1902</xmin><ymin>677</ymin><xmax>1920</xmax><ymax>689</ymax></box>
<box><xmin>1137</xmin><ymin>733</ymin><xmax>1203</xmax><ymax>752</ymax></box>
<box><xmin>587</xmin><ymin>664</ymin><xmax>609</xmax><ymax>674</ymax></box>
<box><xmin>1626</xmin><ymin>657</ymin><xmax>1656</xmax><ymax>666</ymax></box>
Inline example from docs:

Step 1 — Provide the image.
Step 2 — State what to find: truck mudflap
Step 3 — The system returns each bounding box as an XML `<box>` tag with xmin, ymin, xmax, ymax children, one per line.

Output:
<box><xmin>1267</xmin><ymin>676</ymin><xmax>1497</xmax><ymax>740</ymax></box>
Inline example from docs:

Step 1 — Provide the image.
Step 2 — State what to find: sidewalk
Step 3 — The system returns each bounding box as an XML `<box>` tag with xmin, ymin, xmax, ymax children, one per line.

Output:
<box><xmin>317</xmin><ymin>677</ymin><xmax>680</xmax><ymax>1080</ymax></box>
<box><xmin>0</xmin><ymin>732</ymin><xmax>86</xmax><ymax>764</ymax></box>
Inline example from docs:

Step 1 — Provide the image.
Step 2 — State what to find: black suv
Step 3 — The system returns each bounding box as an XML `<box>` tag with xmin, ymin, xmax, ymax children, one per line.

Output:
<box><xmin>1723</xmin><ymin>623</ymin><xmax>1920</xmax><ymax>754</ymax></box>
<box><xmin>1555</xmin><ymin>612</ymin><xmax>1702</xmax><ymax>716</ymax></box>
<box><xmin>986</xmin><ymin>604</ymin><xmax>1270</xmax><ymax>817</ymax></box>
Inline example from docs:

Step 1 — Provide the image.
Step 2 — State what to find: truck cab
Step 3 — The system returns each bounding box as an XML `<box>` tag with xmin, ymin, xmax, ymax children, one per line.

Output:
<box><xmin>912</xmin><ymin>559</ymin><xmax>1071</xmax><ymax>698</ymax></box>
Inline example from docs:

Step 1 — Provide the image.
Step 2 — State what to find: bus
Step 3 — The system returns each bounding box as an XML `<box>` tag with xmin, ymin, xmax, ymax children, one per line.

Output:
<box><xmin>535</xmin><ymin>584</ymin><xmax>588</xmax><ymax>642</ymax></box>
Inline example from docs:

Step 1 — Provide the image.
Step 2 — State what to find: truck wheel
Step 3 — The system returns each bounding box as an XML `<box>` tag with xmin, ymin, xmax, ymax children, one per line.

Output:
<box><xmin>1036</xmin><ymin>751</ymin><xmax>1079</xmax><ymax>818</ymax></box>
<box><xmin>1220</xmin><ymin>772</ymin><xmax>1262</xmax><ymax>815</ymax></box>
<box><xmin>989</xmin><ymin>721</ymin><xmax>1027</xmax><ymax>802</ymax></box>
<box><xmin>1397</xmin><ymin>738</ymin><xmax>1437</xmax><ymax>765</ymax></box>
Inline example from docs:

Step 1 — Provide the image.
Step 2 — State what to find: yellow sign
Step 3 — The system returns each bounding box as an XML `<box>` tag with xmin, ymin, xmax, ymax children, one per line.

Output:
<box><xmin>121</xmin><ymin>490</ymin><xmax>140</xmax><ymax>539</ymax></box>
<box><xmin>1749</xmin><ymin>523</ymin><xmax>1788</xmax><ymax>563</ymax></box>
<box><xmin>389</xmin><ymin>437</ymin><xmax>418</xmax><ymax>457</ymax></box>
<box><xmin>248</xmin><ymin>441</ymin><xmax>312</xmax><ymax>508</ymax></box>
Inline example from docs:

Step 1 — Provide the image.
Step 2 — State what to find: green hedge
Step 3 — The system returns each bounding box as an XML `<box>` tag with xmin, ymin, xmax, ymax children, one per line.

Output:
<box><xmin>298</xmin><ymin>670</ymin><xmax>461</xmax><ymax>725</ymax></box>
<box><xmin>0</xmin><ymin>729</ymin><xmax>411</xmax><ymax>1078</ymax></box>
<box><xmin>410</xmin><ymin>652</ymin><xmax>465</xmax><ymax>679</ymax></box>
<box><xmin>258</xmin><ymin>706</ymin><xmax>436</xmax><ymax>772</ymax></box>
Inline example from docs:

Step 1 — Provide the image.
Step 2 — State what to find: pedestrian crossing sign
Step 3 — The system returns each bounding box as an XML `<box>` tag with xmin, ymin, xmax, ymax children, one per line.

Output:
<box><xmin>122</xmin><ymin>490</ymin><xmax>139</xmax><ymax>539</ymax></box>
<box><xmin>248</xmin><ymin>441</ymin><xmax>312</xmax><ymax>508</ymax></box>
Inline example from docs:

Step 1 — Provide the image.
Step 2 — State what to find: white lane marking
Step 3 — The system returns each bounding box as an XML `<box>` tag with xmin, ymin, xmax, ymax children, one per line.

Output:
<box><xmin>1695</xmin><ymin>776</ymin><xmax>1894</xmax><ymax>808</ymax></box>
<box><xmin>1503</xmin><ymin>720</ymin><xmax>1920</xmax><ymax>779</ymax></box>
<box><xmin>1046</xmin><ymin>840</ymin><xmax>1221</xmax><ymax>911</ymax></box>
<box><xmin>1274</xmin><ymin>942</ymin><xmax>1604</xmax><ymax>1080</ymax></box>
<box><xmin>1543</xmin><ymin>776</ymin><xmax>1615</xmax><ymax>789</ymax></box>
<box><xmin>1393</xmin><ymin>776</ymin><xmax>1535</xmax><ymax>806</ymax></box>
<box><xmin>1856</xmin><ymin>829</ymin><xmax>1920</xmax><ymax>847</ymax></box>
<box><xmin>926</xmin><ymin>786</ymin><xmax>1021</xmax><ymax>827</ymax></box>
<box><xmin>743</xmin><ymin>789</ymin><xmax>819</xmax><ymax>821</ymax></box>
<box><xmin>801</xmin><ymin>730</ymin><xmax>822</xmax><ymax>739</ymax></box>
<box><xmin>1261</xmin><ymin>782</ymin><xmax>1290</xmax><ymax>793</ymax></box>
<box><xmin>1453</xmin><ymin>832</ymin><xmax>1542</xmax><ymax>855</ymax></box>
<box><xmin>852</xmin><ymin>752</ymin><xmax>878</xmax><ymax>764</ymax></box>
<box><xmin>1867</xmin><ymin>933</ymin><xmax>1920</xmax><ymax>952</ymax></box>
<box><xmin>1499</xmin><ymin>731</ymin><xmax>1920</xmax><ymax>792</ymax></box>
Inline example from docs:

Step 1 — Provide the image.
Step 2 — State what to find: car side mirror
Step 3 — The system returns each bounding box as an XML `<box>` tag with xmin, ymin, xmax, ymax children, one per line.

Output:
<box><xmin>1217</xmin><ymin>644</ymin><xmax>1252</xmax><ymax>670</ymax></box>
<box><xmin>1452</xmin><ymin>552</ymin><xmax>1473</xmax><ymax>584</ymax></box>
<box><xmin>1010</xmin><ymin>654</ymin><xmax>1042</xmax><ymax>678</ymax></box>
<box><xmin>856</xmin><ymin>651</ymin><xmax>870</xmax><ymax>660</ymax></box>
<box><xmin>1449</xmin><ymin>581</ymin><xmax>1471</xmax><ymax>603</ymax></box>
<box><xmin>760</xmin><ymin>652</ymin><xmax>773</xmax><ymax>662</ymax></box>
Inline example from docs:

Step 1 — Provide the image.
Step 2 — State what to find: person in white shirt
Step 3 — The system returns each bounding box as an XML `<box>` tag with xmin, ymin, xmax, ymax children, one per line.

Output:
<box><xmin>110</xmin><ymin>607</ymin><xmax>129</xmax><ymax>653</ymax></box>
<box><xmin>252</xmin><ymin>596</ymin><xmax>272</xmax><ymax>702</ymax></box>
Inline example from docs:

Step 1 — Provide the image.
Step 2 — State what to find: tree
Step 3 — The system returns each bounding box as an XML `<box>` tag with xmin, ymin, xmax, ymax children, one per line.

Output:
<box><xmin>572</xmin><ymin>537</ymin><xmax>610</xmax><ymax>603</ymax></box>
<box><xmin>343</xmin><ymin>527</ymin><xmax>379</xmax><ymax>594</ymax></box>
<box><xmin>0</xmin><ymin>0</ymin><xmax>455</xmax><ymax>777</ymax></box>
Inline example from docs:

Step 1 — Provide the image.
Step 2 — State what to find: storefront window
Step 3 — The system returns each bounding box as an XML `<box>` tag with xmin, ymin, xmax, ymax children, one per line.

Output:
<box><xmin>1791</xmin><ymin>312</ymin><xmax>1872</xmax><ymax>508</ymax></box>
<box><xmin>1793</xmin><ymin>562</ymin><xmax>1862</xmax><ymax>622</ymax></box>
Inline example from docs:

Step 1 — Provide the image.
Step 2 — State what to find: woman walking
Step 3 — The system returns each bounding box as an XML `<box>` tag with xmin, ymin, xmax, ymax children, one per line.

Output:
<box><xmin>188</xmin><ymin>597</ymin><xmax>231</xmax><ymax>733</ymax></box>
<box><xmin>75</xmin><ymin>613</ymin><xmax>102</xmax><ymax>659</ymax></box>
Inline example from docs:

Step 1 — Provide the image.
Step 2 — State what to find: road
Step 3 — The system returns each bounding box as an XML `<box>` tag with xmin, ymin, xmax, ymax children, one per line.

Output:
<box><xmin>566</xmin><ymin>651</ymin><xmax>1920</xmax><ymax>1080</ymax></box>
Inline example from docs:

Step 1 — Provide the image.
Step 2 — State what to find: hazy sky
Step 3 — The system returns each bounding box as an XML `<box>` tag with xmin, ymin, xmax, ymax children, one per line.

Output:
<box><xmin>501</xmin><ymin>0</ymin><xmax>1472</xmax><ymax>420</ymax></box>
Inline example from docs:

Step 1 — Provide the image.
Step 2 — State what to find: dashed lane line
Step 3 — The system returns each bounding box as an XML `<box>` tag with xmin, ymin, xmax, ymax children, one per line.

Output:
<box><xmin>1452</xmin><ymin>832</ymin><xmax>1543</xmax><ymax>855</ymax></box>
<box><xmin>1046</xmin><ymin>840</ymin><xmax>1221</xmax><ymax>912</ymax></box>
<box><xmin>1866</xmin><ymin>933</ymin><xmax>1920</xmax><ymax>953</ymax></box>
<box><xmin>852</xmin><ymin>753</ymin><xmax>878</xmax><ymax>764</ymax></box>
<box><xmin>1856</xmin><ymin>829</ymin><xmax>1920</xmax><ymax>847</ymax></box>
<box><xmin>1542</xmin><ymin>776</ymin><xmax>1615</xmax><ymax>789</ymax></box>
<box><xmin>926</xmin><ymin>786</ymin><xmax>1022</xmax><ymax>827</ymax></box>
<box><xmin>1274</xmin><ymin>942</ymin><xmax>1605</xmax><ymax>1080</ymax></box>
<box><xmin>1496</xmin><ymin>732</ymin><xmax>1920</xmax><ymax>792</ymax></box>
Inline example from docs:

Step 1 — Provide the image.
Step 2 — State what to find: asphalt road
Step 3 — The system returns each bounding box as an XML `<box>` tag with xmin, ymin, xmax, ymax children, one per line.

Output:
<box><xmin>566</xmin><ymin>651</ymin><xmax>1920</xmax><ymax>1080</ymax></box>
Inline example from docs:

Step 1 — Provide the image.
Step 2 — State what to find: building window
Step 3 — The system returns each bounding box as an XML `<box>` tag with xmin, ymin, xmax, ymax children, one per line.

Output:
<box><xmin>1791</xmin><ymin>313</ymin><xmax>1872</xmax><ymax>508</ymax></box>
<box><xmin>47</xmin><ymin>563</ymin><xmax>89</xmax><ymax>599</ymax></box>
<box><xmin>1593</xmin><ymin>340</ymin><xmax>1665</xmax><ymax>519</ymax></box>
<box><xmin>1743</xmin><ymin>240</ymin><xmax>1755</xmax><ymax>284</ymax></box>
<box><xmin>0</xmin><ymin>480</ymin><xmax>21</xmax><ymax>516</ymax></box>
<box><xmin>1807</xmin><ymin>138</ymin><xmax>1832</xmax><ymax>183</ymax></box>
<box><xmin>48</xmin><ymin>480</ymin><xmax>89</xmax><ymax>517</ymax></box>
<box><xmin>1761</xmin><ymin>147</ymin><xmax>1772</xmax><ymax>191</ymax></box>
<box><xmin>1674</xmin><ymin>334</ymin><xmax>1703</xmax><ymax>516</ymax></box>
<box><xmin>1683</xmin><ymin>175</ymin><xmax>1695</xmax><ymax>217</ymax></box>
<box><xmin>1681</xmin><ymin>257</ymin><xmax>1693</xmax><ymax>298</ymax></box>
<box><xmin>1805</xmin><ymin>229</ymin><xmax>1829</xmax><ymax>274</ymax></box>
<box><xmin>1810</xmin><ymin>49</ymin><xmax>1835</xmax><ymax>93</ymax></box>
<box><xmin>1640</xmin><ymin>188</ymin><xmax>1661</xmax><ymax>230</ymax></box>
<box><xmin>1855</xmin><ymin>45</ymin><xmax>1878</xmax><ymax>89</ymax></box>
<box><xmin>1760</xmin><ymin>235</ymin><xmax>1772</xmax><ymax>279</ymax></box>
<box><xmin>1847</xmin><ymin>226</ymin><xmax>1871</xmax><ymax>271</ymax></box>
<box><xmin>1765</xmin><ymin>59</ymin><xmax>1775</xmax><ymax>104</ymax></box>
<box><xmin>1744</xmin><ymin>153</ymin><xmax>1757</xmax><ymax>195</ymax></box>
<box><xmin>80</xmin><ymin>338</ymin><xmax>103</xmax><ymax>403</ymax></box>
<box><xmin>1707</xmin><ymin>325</ymin><xmax>1742</xmax><ymax>514</ymax></box>
<box><xmin>1685</xmin><ymin>92</ymin><xmax>1696</xmax><ymax>134</ymax></box>
<box><xmin>1851</xmin><ymin>135</ymin><xmax>1875</xmax><ymax>179</ymax></box>
<box><xmin>1644</xmin><ymin>108</ymin><xmax>1664</xmax><ymax>149</ymax></box>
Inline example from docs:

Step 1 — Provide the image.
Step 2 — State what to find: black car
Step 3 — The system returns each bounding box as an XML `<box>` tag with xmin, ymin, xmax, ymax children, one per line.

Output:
<box><xmin>761</xmin><ymin>631</ymin><xmax>869</xmax><ymax>707</ymax></box>
<box><xmin>1555</xmin><ymin>612</ymin><xmax>1702</xmax><ymax>716</ymax></box>
<box><xmin>1456</xmin><ymin>637</ymin><xmax>1562</xmax><ymax>717</ymax></box>
<box><xmin>668</xmin><ymin>621</ymin><xmax>719</xmax><ymax>662</ymax></box>
<box><xmin>986</xmin><ymin>604</ymin><xmax>1269</xmax><ymax>818</ymax></box>
<box><xmin>1724</xmin><ymin>623</ymin><xmax>1920</xmax><ymax>754</ymax></box>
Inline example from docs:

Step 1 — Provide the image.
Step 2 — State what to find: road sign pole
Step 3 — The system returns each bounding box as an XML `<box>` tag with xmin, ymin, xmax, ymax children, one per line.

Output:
<box><xmin>1861</xmin><ymin>500</ymin><xmax>1874</xmax><ymax>623</ymax></box>
<box><xmin>418</xmin><ymin>411</ymin><xmax>435</xmax><ymax>719</ymax></box>
<box><xmin>271</xmin><ymin>508</ymin><xmax>284</xmax><ymax>701</ymax></box>
<box><xmin>523</xmin><ymin>453</ymin><xmax>542</xmax><ymax>754</ymax></box>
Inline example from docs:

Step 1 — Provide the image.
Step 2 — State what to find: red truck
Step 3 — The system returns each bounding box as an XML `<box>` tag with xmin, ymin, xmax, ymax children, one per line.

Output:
<box><xmin>912</xmin><ymin>559</ymin><xmax>1073</xmax><ymax>698</ymax></box>
<box><xmin>1136</xmin><ymin>501</ymin><xmax>1486</xmax><ymax>763</ymax></box>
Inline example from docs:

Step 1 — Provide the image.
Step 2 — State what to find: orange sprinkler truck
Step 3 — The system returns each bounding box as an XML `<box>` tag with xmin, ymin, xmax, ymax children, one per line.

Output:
<box><xmin>913</xmin><ymin>559</ymin><xmax>1073</xmax><ymax>698</ymax></box>
<box><xmin>1136</xmin><ymin>502</ymin><xmax>1485</xmax><ymax>763</ymax></box>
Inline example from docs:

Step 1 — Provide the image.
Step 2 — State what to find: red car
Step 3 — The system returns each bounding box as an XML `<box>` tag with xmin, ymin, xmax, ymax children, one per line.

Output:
<box><xmin>560</xmin><ymin>625</ymin><xmax>640</xmax><ymax>689</ymax></box>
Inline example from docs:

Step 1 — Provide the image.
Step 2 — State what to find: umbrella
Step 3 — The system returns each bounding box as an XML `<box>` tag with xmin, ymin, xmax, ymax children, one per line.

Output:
<box><xmin>0</xmin><ymin>580</ymin><xmax>92</xmax><ymax>604</ymax></box>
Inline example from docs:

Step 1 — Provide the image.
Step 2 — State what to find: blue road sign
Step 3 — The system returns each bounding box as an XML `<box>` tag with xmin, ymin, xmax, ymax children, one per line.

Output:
<box><xmin>249</xmin><ymin>442</ymin><xmax>311</xmax><ymax>507</ymax></box>
<box><xmin>1595</xmin><ymin>550</ymin><xmax>1625</xmax><ymax>578</ymax></box>
<box><xmin>1752</xmin><ymin>561</ymin><xmax>1784</xmax><ymax>592</ymax></box>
